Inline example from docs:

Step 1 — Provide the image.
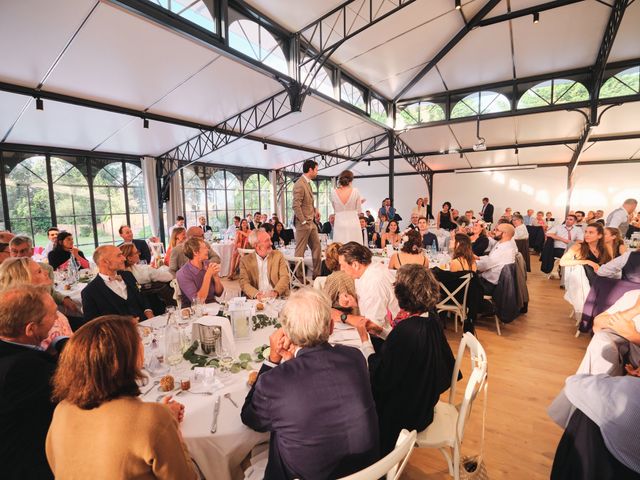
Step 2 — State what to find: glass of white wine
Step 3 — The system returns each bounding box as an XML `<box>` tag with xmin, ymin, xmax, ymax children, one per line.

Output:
<box><xmin>217</xmin><ymin>348</ymin><xmax>234</xmax><ymax>377</ymax></box>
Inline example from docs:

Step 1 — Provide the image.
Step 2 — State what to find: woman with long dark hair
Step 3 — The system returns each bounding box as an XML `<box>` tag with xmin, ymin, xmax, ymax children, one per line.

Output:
<box><xmin>604</xmin><ymin>226</ymin><xmax>627</xmax><ymax>259</ymax></box>
<box><xmin>330</xmin><ymin>169</ymin><xmax>363</xmax><ymax>244</ymax></box>
<box><xmin>388</xmin><ymin>230</ymin><xmax>428</xmax><ymax>270</ymax></box>
<box><xmin>380</xmin><ymin>220</ymin><xmax>402</xmax><ymax>248</ymax></box>
<box><xmin>450</xmin><ymin>233</ymin><xmax>477</xmax><ymax>272</ymax></box>
<box><xmin>560</xmin><ymin>223</ymin><xmax>612</xmax><ymax>285</ymax></box>
<box><xmin>271</xmin><ymin>221</ymin><xmax>290</xmax><ymax>248</ymax></box>
<box><xmin>229</xmin><ymin>218</ymin><xmax>251</xmax><ymax>280</ymax></box>
<box><xmin>47</xmin><ymin>232</ymin><xmax>89</xmax><ymax>271</ymax></box>
<box><xmin>469</xmin><ymin>221</ymin><xmax>490</xmax><ymax>256</ymax></box>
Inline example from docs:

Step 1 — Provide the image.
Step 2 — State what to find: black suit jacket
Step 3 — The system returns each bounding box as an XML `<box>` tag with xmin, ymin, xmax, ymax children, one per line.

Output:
<box><xmin>81</xmin><ymin>270</ymin><xmax>150</xmax><ymax>323</ymax></box>
<box><xmin>422</xmin><ymin>232</ymin><xmax>439</xmax><ymax>250</ymax></box>
<box><xmin>198</xmin><ymin>224</ymin><xmax>212</xmax><ymax>233</ymax></box>
<box><xmin>241</xmin><ymin>343</ymin><xmax>379</xmax><ymax>479</ymax></box>
<box><xmin>0</xmin><ymin>340</ymin><xmax>62</xmax><ymax>480</ymax></box>
<box><xmin>321</xmin><ymin>221</ymin><xmax>333</xmax><ymax>235</ymax></box>
<box><xmin>481</xmin><ymin>203</ymin><xmax>494</xmax><ymax>223</ymax></box>
<box><xmin>118</xmin><ymin>239</ymin><xmax>152</xmax><ymax>264</ymax></box>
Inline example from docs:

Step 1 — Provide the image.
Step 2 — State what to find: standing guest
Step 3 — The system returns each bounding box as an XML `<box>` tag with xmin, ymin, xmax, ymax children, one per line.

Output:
<box><xmin>597</xmin><ymin>247</ymin><xmax>640</xmax><ymax>282</ymax></box>
<box><xmin>197</xmin><ymin>215</ymin><xmax>212</xmax><ymax>233</ymax></box>
<box><xmin>46</xmin><ymin>315</ymin><xmax>196</xmax><ymax>479</ymax></box>
<box><xmin>604</xmin><ymin>227</ymin><xmax>627</xmax><ymax>259</ymax></box>
<box><xmin>168</xmin><ymin>215</ymin><xmax>185</xmax><ymax>236</ymax></box>
<box><xmin>359</xmin><ymin>216</ymin><xmax>376</xmax><ymax>246</ymax></box>
<box><xmin>241</xmin><ymin>289</ymin><xmax>380</xmax><ymax>479</ymax></box>
<box><xmin>606</xmin><ymin>198</ymin><xmax>638</xmax><ymax>236</ymax></box>
<box><xmin>0</xmin><ymin>258</ymin><xmax>73</xmax><ymax>348</ymax></box>
<box><xmin>560</xmin><ymin>223</ymin><xmax>611</xmax><ymax>285</ymax></box>
<box><xmin>423</xmin><ymin>196</ymin><xmax>434</xmax><ymax>220</ymax></box>
<box><xmin>229</xmin><ymin>219</ymin><xmax>251</xmax><ymax>280</ymax></box>
<box><xmin>358</xmin><ymin>264</ymin><xmax>455</xmax><ymax>455</ymax></box>
<box><xmin>418</xmin><ymin>216</ymin><xmax>438</xmax><ymax>250</ymax></box>
<box><xmin>436</xmin><ymin>202</ymin><xmax>455</xmax><ymax>231</ymax></box>
<box><xmin>272</xmin><ymin>221</ymin><xmax>290</xmax><ymax>247</ymax></box>
<box><xmin>253</xmin><ymin>212</ymin><xmax>263</xmax><ymax>230</ymax></box>
<box><xmin>330</xmin><ymin>170</ymin><xmax>362</xmax><ymax>244</ymax></box>
<box><xmin>380</xmin><ymin>219</ymin><xmax>402</xmax><ymax>248</ymax></box>
<box><xmin>321</xmin><ymin>214</ymin><xmax>335</xmax><ymax>239</ymax></box>
<box><xmin>81</xmin><ymin>246</ymin><xmax>154</xmax><ymax>323</ymax></box>
<box><xmin>585</xmin><ymin>210</ymin><xmax>597</xmax><ymax>224</ymax></box>
<box><xmin>118</xmin><ymin>225</ymin><xmax>152</xmax><ymax>264</ymax></box>
<box><xmin>476</xmin><ymin>223</ymin><xmax>517</xmax><ymax>295</ymax></box>
<box><xmin>479</xmin><ymin>197</ymin><xmax>494</xmax><ymax>223</ymax></box>
<box><xmin>375</xmin><ymin>212</ymin><xmax>389</xmax><ymax>243</ymax></box>
<box><xmin>470</xmin><ymin>221</ymin><xmax>490</xmax><ymax>256</ymax></box>
<box><xmin>239</xmin><ymin>230</ymin><xmax>289</xmax><ymax>300</ymax></box>
<box><xmin>412</xmin><ymin>197</ymin><xmax>427</xmax><ymax>218</ymax></box>
<box><xmin>450</xmin><ymin>234</ymin><xmax>477</xmax><ymax>272</ymax></box>
<box><xmin>43</xmin><ymin>227</ymin><xmax>59</xmax><ymax>257</ymax></box>
<box><xmin>48</xmin><ymin>232</ymin><xmax>90</xmax><ymax>271</ymax></box>
<box><xmin>176</xmin><ymin>237</ymin><xmax>224</xmax><ymax>307</ymax></box>
<box><xmin>365</xmin><ymin>210</ymin><xmax>375</xmax><ymax>225</ymax></box>
<box><xmin>546</xmin><ymin>211</ymin><xmax>556</xmax><ymax>227</ymax></box>
<box><xmin>292</xmin><ymin>160</ymin><xmax>322</xmax><ymax>278</ymax></box>
<box><xmin>225</xmin><ymin>216</ymin><xmax>241</xmax><ymax>238</ymax></box>
<box><xmin>0</xmin><ymin>286</ymin><xmax>66</xmax><ymax>480</ymax></box>
<box><xmin>534</xmin><ymin>211</ymin><xmax>547</xmax><ymax>229</ymax></box>
<box><xmin>407</xmin><ymin>213</ymin><xmax>419</xmax><ymax>230</ymax></box>
<box><xmin>388</xmin><ymin>230</ymin><xmax>428</xmax><ymax>270</ymax></box>
<box><xmin>0</xmin><ymin>243</ymin><xmax>10</xmax><ymax>265</ymax></box>
<box><xmin>524</xmin><ymin>209</ymin><xmax>535</xmax><ymax>226</ymax></box>
<box><xmin>246</xmin><ymin>214</ymin><xmax>255</xmax><ymax>230</ymax></box>
<box><xmin>512</xmin><ymin>214</ymin><xmax>529</xmax><ymax>240</ymax></box>
<box><xmin>164</xmin><ymin>226</ymin><xmax>186</xmax><ymax>267</ymax></box>
<box><xmin>547</xmin><ymin>214</ymin><xmax>584</xmax><ymax>259</ymax></box>
<box><xmin>169</xmin><ymin>227</ymin><xmax>221</xmax><ymax>276</ymax></box>
<box><xmin>378</xmin><ymin>197</ymin><xmax>396</xmax><ymax>222</ymax></box>
<box><xmin>594</xmin><ymin>209</ymin><xmax>606</xmax><ymax>225</ymax></box>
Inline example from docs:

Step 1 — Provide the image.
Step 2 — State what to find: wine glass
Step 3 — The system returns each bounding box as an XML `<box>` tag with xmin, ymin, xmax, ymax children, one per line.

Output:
<box><xmin>217</xmin><ymin>348</ymin><xmax>234</xmax><ymax>377</ymax></box>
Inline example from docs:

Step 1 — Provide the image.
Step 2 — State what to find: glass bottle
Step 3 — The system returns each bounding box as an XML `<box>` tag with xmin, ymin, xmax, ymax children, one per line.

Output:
<box><xmin>164</xmin><ymin>312</ymin><xmax>183</xmax><ymax>368</ymax></box>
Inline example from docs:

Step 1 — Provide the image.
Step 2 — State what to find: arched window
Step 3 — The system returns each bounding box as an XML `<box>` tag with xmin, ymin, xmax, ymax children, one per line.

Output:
<box><xmin>244</xmin><ymin>174</ymin><xmax>272</xmax><ymax>216</ymax></box>
<box><xmin>6</xmin><ymin>155</ymin><xmax>53</xmax><ymax>243</ymax></box>
<box><xmin>370</xmin><ymin>98</ymin><xmax>388</xmax><ymax>124</ymax></box>
<box><xmin>149</xmin><ymin>0</ymin><xmax>215</xmax><ymax>33</ymax></box>
<box><xmin>94</xmin><ymin>163</ymin><xmax>129</xmax><ymax>246</ymax></box>
<box><xmin>50</xmin><ymin>156</ymin><xmax>92</xmax><ymax>252</ymax></box>
<box><xmin>229</xmin><ymin>19</ymin><xmax>288</xmax><ymax>74</ymax></box>
<box><xmin>341</xmin><ymin>79</ymin><xmax>366</xmax><ymax>111</ymax></box>
<box><xmin>225</xmin><ymin>172</ymin><xmax>243</xmax><ymax>226</ymax></box>
<box><xmin>207</xmin><ymin>170</ymin><xmax>227</xmax><ymax>232</ymax></box>
<box><xmin>451</xmin><ymin>91</ymin><xmax>510</xmax><ymax>119</ymax></box>
<box><xmin>182</xmin><ymin>166</ymin><xmax>207</xmax><ymax>228</ymax></box>
<box><xmin>518</xmin><ymin>79</ymin><xmax>589</xmax><ymax>109</ymax></box>
<box><xmin>600</xmin><ymin>66</ymin><xmax>640</xmax><ymax>99</ymax></box>
<box><xmin>396</xmin><ymin>101</ymin><xmax>445</xmax><ymax>126</ymax></box>
<box><xmin>300</xmin><ymin>60</ymin><xmax>334</xmax><ymax>97</ymax></box>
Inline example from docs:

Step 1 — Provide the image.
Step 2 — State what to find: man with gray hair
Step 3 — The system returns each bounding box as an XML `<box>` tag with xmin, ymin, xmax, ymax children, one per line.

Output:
<box><xmin>606</xmin><ymin>198</ymin><xmax>637</xmax><ymax>236</ymax></box>
<box><xmin>238</xmin><ymin>229</ymin><xmax>289</xmax><ymax>300</ymax></box>
<box><xmin>241</xmin><ymin>288</ymin><xmax>379</xmax><ymax>479</ymax></box>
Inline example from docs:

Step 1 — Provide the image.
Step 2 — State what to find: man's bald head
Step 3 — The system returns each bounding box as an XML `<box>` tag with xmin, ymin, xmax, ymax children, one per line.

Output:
<box><xmin>186</xmin><ymin>226</ymin><xmax>204</xmax><ymax>239</ymax></box>
<box><xmin>496</xmin><ymin>223</ymin><xmax>515</xmax><ymax>241</ymax></box>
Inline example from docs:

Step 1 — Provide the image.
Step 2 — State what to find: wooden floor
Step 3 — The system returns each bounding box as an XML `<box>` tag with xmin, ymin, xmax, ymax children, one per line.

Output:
<box><xmin>402</xmin><ymin>268</ymin><xmax>591</xmax><ymax>479</ymax></box>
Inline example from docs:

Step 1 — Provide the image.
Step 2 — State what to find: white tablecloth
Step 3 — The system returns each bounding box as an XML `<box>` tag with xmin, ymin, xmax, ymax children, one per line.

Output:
<box><xmin>211</xmin><ymin>242</ymin><xmax>235</xmax><ymax>277</ymax></box>
<box><xmin>54</xmin><ymin>282</ymin><xmax>86</xmax><ymax>307</ymax></box>
<box><xmin>428</xmin><ymin>227</ymin><xmax>451</xmax><ymax>250</ymax></box>
<box><xmin>140</xmin><ymin>300</ymin><xmax>363</xmax><ymax>480</ymax></box>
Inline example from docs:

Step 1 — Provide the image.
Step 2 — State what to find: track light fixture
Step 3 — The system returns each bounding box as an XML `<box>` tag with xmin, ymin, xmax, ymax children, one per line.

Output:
<box><xmin>367</xmin><ymin>160</ymin><xmax>371</xmax><ymax>166</ymax></box>
<box><xmin>533</xmin><ymin>12</ymin><xmax>539</xmax><ymax>23</ymax></box>
<box><xmin>143</xmin><ymin>118</ymin><xmax>149</xmax><ymax>129</ymax></box>
<box><xmin>455</xmin><ymin>0</ymin><xmax>461</xmax><ymax>10</ymax></box>
<box><xmin>321</xmin><ymin>154</ymin><xmax>325</xmax><ymax>161</ymax></box>
<box><xmin>263</xmin><ymin>142</ymin><xmax>267</xmax><ymax>150</ymax></box>
<box><xmin>459</xmin><ymin>152</ymin><xmax>464</xmax><ymax>159</ymax></box>
<box><xmin>515</xmin><ymin>147</ymin><xmax>519</xmax><ymax>155</ymax></box>
<box><xmin>35</xmin><ymin>97</ymin><xmax>44</xmax><ymax>111</ymax></box>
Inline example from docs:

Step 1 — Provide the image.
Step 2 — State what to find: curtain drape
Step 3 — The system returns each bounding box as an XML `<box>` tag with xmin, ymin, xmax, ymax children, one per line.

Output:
<box><xmin>141</xmin><ymin>156</ymin><xmax>160</xmax><ymax>238</ymax></box>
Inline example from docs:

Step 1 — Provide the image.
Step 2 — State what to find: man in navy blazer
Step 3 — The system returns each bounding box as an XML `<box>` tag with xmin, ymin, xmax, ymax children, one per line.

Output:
<box><xmin>118</xmin><ymin>225</ymin><xmax>152</xmax><ymax>264</ymax></box>
<box><xmin>81</xmin><ymin>245</ymin><xmax>153</xmax><ymax>323</ymax></box>
<box><xmin>241</xmin><ymin>288</ymin><xmax>379</xmax><ymax>480</ymax></box>
<box><xmin>480</xmin><ymin>197</ymin><xmax>494</xmax><ymax>224</ymax></box>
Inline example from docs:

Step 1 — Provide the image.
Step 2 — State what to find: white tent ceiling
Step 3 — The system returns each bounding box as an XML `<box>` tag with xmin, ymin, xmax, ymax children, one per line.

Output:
<box><xmin>0</xmin><ymin>0</ymin><xmax>638</xmax><ymax>175</ymax></box>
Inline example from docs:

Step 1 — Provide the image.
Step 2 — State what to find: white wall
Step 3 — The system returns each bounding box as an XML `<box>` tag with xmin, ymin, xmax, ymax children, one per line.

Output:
<box><xmin>356</xmin><ymin>175</ymin><xmax>429</xmax><ymax>222</ymax></box>
<box><xmin>570</xmin><ymin>163</ymin><xmax>640</xmax><ymax>213</ymax></box>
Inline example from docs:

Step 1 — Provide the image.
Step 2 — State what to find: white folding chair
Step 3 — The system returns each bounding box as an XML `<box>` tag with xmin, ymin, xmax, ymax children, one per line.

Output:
<box><xmin>415</xmin><ymin>333</ymin><xmax>488</xmax><ymax>480</ymax></box>
<box><xmin>436</xmin><ymin>274</ymin><xmax>472</xmax><ymax>332</ymax></box>
<box><xmin>337</xmin><ymin>429</ymin><xmax>417</xmax><ymax>480</ymax></box>
<box><xmin>170</xmin><ymin>278</ymin><xmax>181</xmax><ymax>306</ymax></box>
<box><xmin>287</xmin><ymin>256</ymin><xmax>307</xmax><ymax>290</ymax></box>
<box><xmin>482</xmin><ymin>294</ymin><xmax>502</xmax><ymax>336</ymax></box>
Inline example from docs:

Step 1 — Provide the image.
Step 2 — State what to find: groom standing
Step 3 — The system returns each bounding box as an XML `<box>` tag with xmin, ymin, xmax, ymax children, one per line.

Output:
<box><xmin>293</xmin><ymin>160</ymin><xmax>322</xmax><ymax>279</ymax></box>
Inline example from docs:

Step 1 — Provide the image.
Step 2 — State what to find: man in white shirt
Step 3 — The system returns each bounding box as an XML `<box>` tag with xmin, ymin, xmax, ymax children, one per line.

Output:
<box><xmin>574</xmin><ymin>210</ymin><xmax>586</xmax><ymax>227</ymax></box>
<box><xmin>512</xmin><ymin>214</ymin><xmax>529</xmax><ymax>240</ymax></box>
<box><xmin>477</xmin><ymin>223</ymin><xmax>517</xmax><ymax>294</ymax></box>
<box><xmin>225</xmin><ymin>216</ymin><xmax>241</xmax><ymax>239</ymax></box>
<box><xmin>239</xmin><ymin>230</ymin><xmax>289</xmax><ymax>300</ymax></box>
<box><xmin>42</xmin><ymin>227</ymin><xmax>59</xmax><ymax>258</ymax></box>
<box><xmin>606</xmin><ymin>198</ymin><xmax>637</xmax><ymax>235</ymax></box>
<box><xmin>331</xmin><ymin>242</ymin><xmax>399</xmax><ymax>339</ymax></box>
<box><xmin>547</xmin><ymin>214</ymin><xmax>584</xmax><ymax>258</ymax></box>
<box><xmin>168</xmin><ymin>215</ymin><xmax>185</xmax><ymax>236</ymax></box>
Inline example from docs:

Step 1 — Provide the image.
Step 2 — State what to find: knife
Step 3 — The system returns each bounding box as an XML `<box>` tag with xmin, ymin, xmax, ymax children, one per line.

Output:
<box><xmin>210</xmin><ymin>396</ymin><xmax>221</xmax><ymax>433</ymax></box>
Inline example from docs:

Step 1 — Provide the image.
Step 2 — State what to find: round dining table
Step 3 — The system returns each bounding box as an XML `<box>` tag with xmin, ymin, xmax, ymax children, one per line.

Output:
<box><xmin>211</xmin><ymin>242</ymin><xmax>235</xmax><ymax>277</ymax></box>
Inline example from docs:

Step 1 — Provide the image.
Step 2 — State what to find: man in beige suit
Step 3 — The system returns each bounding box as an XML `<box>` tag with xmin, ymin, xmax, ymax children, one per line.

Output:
<box><xmin>292</xmin><ymin>159</ymin><xmax>322</xmax><ymax>278</ymax></box>
<box><xmin>239</xmin><ymin>230</ymin><xmax>290</xmax><ymax>300</ymax></box>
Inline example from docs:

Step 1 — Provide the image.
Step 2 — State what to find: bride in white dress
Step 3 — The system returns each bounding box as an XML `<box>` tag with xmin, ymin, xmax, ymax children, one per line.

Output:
<box><xmin>331</xmin><ymin>170</ymin><xmax>364</xmax><ymax>245</ymax></box>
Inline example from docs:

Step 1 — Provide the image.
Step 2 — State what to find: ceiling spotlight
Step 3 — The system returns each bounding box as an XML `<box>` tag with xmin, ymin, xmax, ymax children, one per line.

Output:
<box><xmin>143</xmin><ymin>118</ymin><xmax>149</xmax><ymax>129</ymax></box>
<box><xmin>533</xmin><ymin>12</ymin><xmax>539</xmax><ymax>23</ymax></box>
<box><xmin>321</xmin><ymin>154</ymin><xmax>325</xmax><ymax>161</ymax></box>
<box><xmin>35</xmin><ymin>97</ymin><xmax>44</xmax><ymax>111</ymax></box>
<box><xmin>367</xmin><ymin>160</ymin><xmax>371</xmax><ymax>166</ymax></box>
<box><xmin>263</xmin><ymin>142</ymin><xmax>267</xmax><ymax>150</ymax></box>
<box><xmin>515</xmin><ymin>147</ymin><xmax>519</xmax><ymax>155</ymax></box>
<box><xmin>459</xmin><ymin>152</ymin><xmax>464</xmax><ymax>159</ymax></box>
<box><xmin>455</xmin><ymin>0</ymin><xmax>461</xmax><ymax>10</ymax></box>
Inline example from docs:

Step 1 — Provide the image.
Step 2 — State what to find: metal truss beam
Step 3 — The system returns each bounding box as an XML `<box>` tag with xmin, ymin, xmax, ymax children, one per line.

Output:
<box><xmin>393</xmin><ymin>136</ymin><xmax>433</xmax><ymax>192</ymax></box>
<box><xmin>393</xmin><ymin>0</ymin><xmax>501</xmax><ymax>102</ymax></box>
<box><xmin>477</xmin><ymin>0</ymin><xmax>586</xmax><ymax>27</ymax></box>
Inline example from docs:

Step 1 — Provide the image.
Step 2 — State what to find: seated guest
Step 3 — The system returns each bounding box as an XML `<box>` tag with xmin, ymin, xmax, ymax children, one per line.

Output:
<box><xmin>168</xmin><ymin>215</ymin><xmax>185</xmax><ymax>236</ymax></box>
<box><xmin>334</xmin><ymin>242</ymin><xmax>400</xmax><ymax>336</ymax></box>
<box><xmin>545</xmin><ymin>211</ymin><xmax>556</xmax><ymax>227</ymax></box>
<box><xmin>272</xmin><ymin>221</ymin><xmax>291</xmax><ymax>247</ymax></box>
<box><xmin>450</xmin><ymin>233</ymin><xmax>477</xmax><ymax>272</ymax></box>
<box><xmin>81</xmin><ymin>246</ymin><xmax>154</xmax><ymax>323</ymax></box>
<box><xmin>321</xmin><ymin>214</ymin><xmax>335</xmax><ymax>239</ymax></box>
<box><xmin>229</xmin><ymin>219</ymin><xmax>251</xmax><ymax>280</ymax></box>
<box><xmin>502</xmin><ymin>207</ymin><xmax>513</xmax><ymax>221</ymax></box>
<box><xmin>604</xmin><ymin>227</ymin><xmax>627</xmax><ymax>259</ymax></box>
<box><xmin>47</xmin><ymin>315</ymin><xmax>197</xmax><ymax>479</ymax></box>
<box><xmin>476</xmin><ymin>223</ymin><xmax>517</xmax><ymax>295</ymax></box>
<box><xmin>241</xmin><ymin>289</ymin><xmax>379</xmax><ymax>479</ymax></box>
<box><xmin>547</xmin><ymin>214</ymin><xmax>584</xmax><ymax>259</ymax></box>
<box><xmin>454</xmin><ymin>215</ymin><xmax>471</xmax><ymax>234</ymax></box>
<box><xmin>253</xmin><ymin>211</ymin><xmax>263</xmax><ymax>230</ymax></box>
<box><xmin>164</xmin><ymin>226</ymin><xmax>186</xmax><ymax>267</ymax></box>
<box><xmin>359</xmin><ymin>216</ymin><xmax>376</xmax><ymax>246</ymax></box>
<box><xmin>118</xmin><ymin>225</ymin><xmax>151</xmax><ymax>264</ymax></box>
<box><xmin>0</xmin><ymin>286</ymin><xmax>66</xmax><ymax>480</ymax></box>
<box><xmin>322</xmin><ymin>243</ymin><xmax>359</xmax><ymax>316</ymax></box>
<box><xmin>9</xmin><ymin>236</ymin><xmax>81</xmax><ymax>317</ymax></box>
<box><xmin>389</xmin><ymin>229</ymin><xmax>428</xmax><ymax>270</ymax></box>
<box><xmin>560</xmin><ymin>223</ymin><xmax>611</xmax><ymax>285</ymax></box>
<box><xmin>551</xmin><ymin>373</ymin><xmax>640</xmax><ymax>479</ymax></box>
<box><xmin>225</xmin><ymin>215</ymin><xmax>241</xmax><ymax>238</ymax></box>
<box><xmin>437</xmin><ymin>202</ymin><xmax>455</xmax><ymax>230</ymax></box>
<box><xmin>357</xmin><ymin>264</ymin><xmax>455</xmax><ymax>455</ymax></box>
<box><xmin>48</xmin><ymin>232</ymin><xmax>90</xmax><ymax>271</ymax></box>
<box><xmin>169</xmin><ymin>226</ymin><xmax>221</xmax><ymax>275</ymax></box>
<box><xmin>176</xmin><ymin>237</ymin><xmax>224</xmax><ymax>307</ymax></box>
<box><xmin>379</xmin><ymin>220</ymin><xmax>402</xmax><ymax>249</ymax></box>
<box><xmin>418</xmin><ymin>216</ymin><xmax>438</xmax><ymax>249</ymax></box>
<box><xmin>314</xmin><ymin>211</ymin><xmax>323</xmax><ymax>233</ymax></box>
<box><xmin>376</xmin><ymin>212</ymin><xmax>389</xmax><ymax>239</ymax></box>
<box><xmin>239</xmin><ymin>230</ymin><xmax>289</xmax><ymax>300</ymax></box>
<box><xmin>365</xmin><ymin>210</ymin><xmax>375</xmax><ymax>225</ymax></box>
<box><xmin>512</xmin><ymin>214</ymin><xmax>529</xmax><ymax>240</ymax></box>
<box><xmin>43</xmin><ymin>227</ymin><xmax>59</xmax><ymax>257</ymax></box>
<box><xmin>407</xmin><ymin>212</ymin><xmax>419</xmax><ymax>230</ymax></box>
<box><xmin>464</xmin><ymin>210</ymin><xmax>476</xmax><ymax>223</ymax></box>
<box><xmin>533</xmin><ymin>210</ymin><xmax>547</xmax><ymax>229</ymax></box>
<box><xmin>0</xmin><ymin>258</ymin><xmax>73</xmax><ymax>348</ymax></box>
<box><xmin>197</xmin><ymin>215</ymin><xmax>212</xmax><ymax>233</ymax></box>
<box><xmin>595</xmin><ymin>209</ymin><xmax>605</xmax><ymax>224</ymax></box>
<box><xmin>606</xmin><ymin>198</ymin><xmax>637</xmax><ymax>234</ymax></box>
<box><xmin>379</xmin><ymin>197</ymin><xmax>396</xmax><ymax>221</ymax></box>
<box><xmin>574</xmin><ymin>210</ymin><xmax>586</xmax><ymax>226</ymax></box>
<box><xmin>0</xmin><ymin>243</ymin><xmax>9</xmax><ymax>265</ymax></box>
<box><xmin>119</xmin><ymin>244</ymin><xmax>173</xmax><ymax>285</ymax></box>
<box><xmin>598</xmin><ymin>247</ymin><xmax>640</xmax><ymax>283</ymax></box>
<box><xmin>523</xmin><ymin>209</ymin><xmax>535</xmax><ymax>226</ymax></box>
<box><xmin>585</xmin><ymin>210</ymin><xmax>597</xmax><ymax>224</ymax></box>
<box><xmin>470</xmin><ymin>221</ymin><xmax>490</xmax><ymax>257</ymax></box>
